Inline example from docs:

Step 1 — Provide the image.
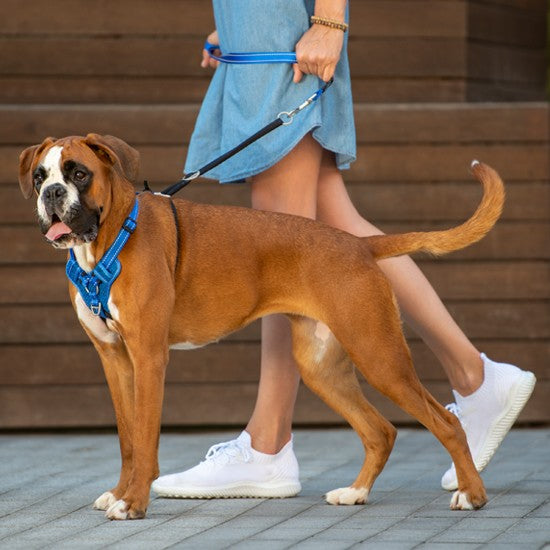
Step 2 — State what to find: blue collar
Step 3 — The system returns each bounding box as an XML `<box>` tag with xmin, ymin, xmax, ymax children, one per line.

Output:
<box><xmin>66</xmin><ymin>198</ymin><xmax>139</xmax><ymax>320</ymax></box>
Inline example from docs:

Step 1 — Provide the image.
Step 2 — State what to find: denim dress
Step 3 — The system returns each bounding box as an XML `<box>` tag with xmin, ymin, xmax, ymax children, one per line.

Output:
<box><xmin>184</xmin><ymin>0</ymin><xmax>356</xmax><ymax>183</ymax></box>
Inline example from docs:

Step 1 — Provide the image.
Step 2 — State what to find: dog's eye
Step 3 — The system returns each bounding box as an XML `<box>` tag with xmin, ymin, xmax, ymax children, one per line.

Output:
<box><xmin>74</xmin><ymin>170</ymin><xmax>87</xmax><ymax>181</ymax></box>
<box><xmin>33</xmin><ymin>173</ymin><xmax>44</xmax><ymax>190</ymax></box>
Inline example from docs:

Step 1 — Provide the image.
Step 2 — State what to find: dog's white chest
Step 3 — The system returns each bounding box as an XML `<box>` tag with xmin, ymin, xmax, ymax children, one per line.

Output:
<box><xmin>169</xmin><ymin>341</ymin><xmax>205</xmax><ymax>350</ymax></box>
<box><xmin>75</xmin><ymin>294</ymin><xmax>119</xmax><ymax>344</ymax></box>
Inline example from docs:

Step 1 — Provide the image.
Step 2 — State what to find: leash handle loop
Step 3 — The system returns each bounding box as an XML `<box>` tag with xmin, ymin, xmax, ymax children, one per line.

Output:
<box><xmin>205</xmin><ymin>42</ymin><xmax>297</xmax><ymax>64</ymax></box>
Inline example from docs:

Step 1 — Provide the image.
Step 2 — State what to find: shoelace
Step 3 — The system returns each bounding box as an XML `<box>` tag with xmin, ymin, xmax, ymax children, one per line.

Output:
<box><xmin>445</xmin><ymin>402</ymin><xmax>465</xmax><ymax>426</ymax></box>
<box><xmin>203</xmin><ymin>439</ymin><xmax>252</xmax><ymax>466</ymax></box>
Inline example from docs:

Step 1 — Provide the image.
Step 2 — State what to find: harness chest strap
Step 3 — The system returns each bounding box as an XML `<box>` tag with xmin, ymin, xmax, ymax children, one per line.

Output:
<box><xmin>66</xmin><ymin>198</ymin><xmax>139</xmax><ymax>320</ymax></box>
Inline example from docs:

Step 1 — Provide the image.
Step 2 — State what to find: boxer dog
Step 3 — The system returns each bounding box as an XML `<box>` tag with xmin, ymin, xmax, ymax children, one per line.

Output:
<box><xmin>18</xmin><ymin>134</ymin><xmax>503</xmax><ymax>520</ymax></box>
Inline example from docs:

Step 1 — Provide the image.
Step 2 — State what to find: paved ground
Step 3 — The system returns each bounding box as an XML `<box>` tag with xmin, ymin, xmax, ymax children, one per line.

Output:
<box><xmin>0</xmin><ymin>428</ymin><xmax>548</xmax><ymax>549</ymax></box>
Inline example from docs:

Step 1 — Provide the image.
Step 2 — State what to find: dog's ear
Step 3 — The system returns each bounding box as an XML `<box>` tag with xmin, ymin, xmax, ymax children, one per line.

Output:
<box><xmin>84</xmin><ymin>133</ymin><xmax>140</xmax><ymax>183</ymax></box>
<box><xmin>18</xmin><ymin>137</ymin><xmax>57</xmax><ymax>199</ymax></box>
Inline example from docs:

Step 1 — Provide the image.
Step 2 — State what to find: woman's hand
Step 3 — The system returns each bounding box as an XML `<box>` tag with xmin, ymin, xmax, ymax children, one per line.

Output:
<box><xmin>201</xmin><ymin>30</ymin><xmax>220</xmax><ymax>69</ymax></box>
<box><xmin>293</xmin><ymin>24</ymin><xmax>344</xmax><ymax>83</ymax></box>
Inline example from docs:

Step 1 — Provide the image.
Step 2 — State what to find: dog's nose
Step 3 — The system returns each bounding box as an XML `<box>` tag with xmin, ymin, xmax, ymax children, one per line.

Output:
<box><xmin>44</xmin><ymin>184</ymin><xmax>67</xmax><ymax>202</ymax></box>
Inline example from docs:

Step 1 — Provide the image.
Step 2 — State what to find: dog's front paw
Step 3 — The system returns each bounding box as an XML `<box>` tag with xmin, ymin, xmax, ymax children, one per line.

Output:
<box><xmin>93</xmin><ymin>491</ymin><xmax>117</xmax><ymax>511</ymax></box>
<box><xmin>325</xmin><ymin>486</ymin><xmax>369</xmax><ymax>505</ymax></box>
<box><xmin>450</xmin><ymin>489</ymin><xmax>487</xmax><ymax>511</ymax></box>
<box><xmin>106</xmin><ymin>499</ymin><xmax>146</xmax><ymax>520</ymax></box>
<box><xmin>106</xmin><ymin>499</ymin><xmax>129</xmax><ymax>520</ymax></box>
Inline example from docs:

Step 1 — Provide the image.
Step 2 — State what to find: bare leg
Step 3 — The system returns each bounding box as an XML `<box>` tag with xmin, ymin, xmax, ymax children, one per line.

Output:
<box><xmin>247</xmin><ymin>133</ymin><xmax>322</xmax><ymax>453</ymax></box>
<box><xmin>316</xmin><ymin>151</ymin><xmax>483</xmax><ymax>395</ymax></box>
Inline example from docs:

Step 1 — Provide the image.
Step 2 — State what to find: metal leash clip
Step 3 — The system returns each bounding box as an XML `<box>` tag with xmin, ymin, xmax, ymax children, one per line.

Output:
<box><xmin>278</xmin><ymin>78</ymin><xmax>333</xmax><ymax>126</ymax></box>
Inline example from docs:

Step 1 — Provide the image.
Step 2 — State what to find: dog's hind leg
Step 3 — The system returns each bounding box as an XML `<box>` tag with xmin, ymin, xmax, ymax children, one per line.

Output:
<box><xmin>331</xmin><ymin>291</ymin><xmax>487</xmax><ymax>511</ymax></box>
<box><xmin>289</xmin><ymin>315</ymin><xmax>397</xmax><ymax>505</ymax></box>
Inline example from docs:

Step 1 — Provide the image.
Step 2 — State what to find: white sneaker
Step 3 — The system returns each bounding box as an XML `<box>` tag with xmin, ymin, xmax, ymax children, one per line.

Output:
<box><xmin>152</xmin><ymin>431</ymin><xmax>301</xmax><ymax>499</ymax></box>
<box><xmin>441</xmin><ymin>353</ymin><xmax>536</xmax><ymax>491</ymax></box>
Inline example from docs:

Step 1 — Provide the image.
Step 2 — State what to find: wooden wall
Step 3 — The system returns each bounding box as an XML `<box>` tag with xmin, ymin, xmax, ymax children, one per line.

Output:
<box><xmin>0</xmin><ymin>0</ymin><xmax>548</xmax><ymax>428</ymax></box>
<box><xmin>0</xmin><ymin>0</ymin><xmax>546</xmax><ymax>104</ymax></box>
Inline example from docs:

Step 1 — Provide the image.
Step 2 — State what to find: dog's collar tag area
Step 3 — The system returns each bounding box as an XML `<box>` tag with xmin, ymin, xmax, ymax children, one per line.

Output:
<box><xmin>66</xmin><ymin>198</ymin><xmax>139</xmax><ymax>320</ymax></box>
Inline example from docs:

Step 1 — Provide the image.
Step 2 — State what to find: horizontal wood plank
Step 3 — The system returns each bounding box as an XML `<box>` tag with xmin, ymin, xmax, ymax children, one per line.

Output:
<box><xmin>0</xmin><ymin>76</ymin><xmax>211</xmax><ymax>105</ymax></box>
<box><xmin>0</xmin><ymin>0</ymin><xmax>214</xmax><ymax>36</ymax></box>
<box><xmin>1</xmin><ymin>144</ymin><xmax>547</xmax><ymax>184</ymax></box>
<box><xmin>476</xmin><ymin>0</ymin><xmax>546</xmax><ymax>12</ymax></box>
<box><xmin>2</xmin><ymin>222</ymin><xmax>548</xmax><ymax>265</ymax></box>
<box><xmin>0</xmin><ymin>76</ymin><xmax>464</xmax><ymax>105</ymax></box>
<box><xmin>1</xmin><ymin>103</ymin><xmax>547</xmax><ymax>145</ymax></box>
<box><xmin>468</xmin><ymin>44</ymin><xmax>546</xmax><ymax>85</ymax></box>
<box><xmin>1</xmin><ymin>262</ymin><xmax>548</xmax><ymax>306</ymax></box>
<box><xmin>468</xmin><ymin>3</ymin><xmax>547</xmax><ymax>47</ymax></box>
<box><xmin>1</xmin><ymin>302</ymin><xmax>549</xmax><ymax>345</ymax></box>
<box><xmin>2</xmin><ymin>340</ymin><xmax>548</xmax><ymax>387</ymax></box>
<box><xmin>3</xmin><ymin>181</ymin><xmax>549</xmax><ymax>224</ymax></box>
<box><xmin>1</xmin><ymin>379</ymin><xmax>547</xmax><ymax>428</ymax></box>
<box><xmin>0</xmin><ymin>37</ymin><xmax>466</xmax><ymax>78</ymax></box>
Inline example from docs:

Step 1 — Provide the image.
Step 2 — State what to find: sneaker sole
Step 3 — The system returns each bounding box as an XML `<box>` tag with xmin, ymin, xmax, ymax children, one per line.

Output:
<box><xmin>442</xmin><ymin>370</ymin><xmax>536</xmax><ymax>491</ymax></box>
<box><xmin>152</xmin><ymin>481</ymin><xmax>302</xmax><ymax>499</ymax></box>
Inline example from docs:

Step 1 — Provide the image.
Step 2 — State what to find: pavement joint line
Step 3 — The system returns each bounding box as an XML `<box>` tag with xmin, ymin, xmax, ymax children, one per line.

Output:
<box><xmin>172</xmin><ymin>500</ymin><xmax>323</xmax><ymax>549</ymax></box>
<box><xmin>0</xmin><ymin>448</ymin><xmax>120</xmax><ymax>501</ymax></box>
<box><xmin>421</xmin><ymin>459</ymin><xmax>549</xmax><ymax>547</ymax></box>
<box><xmin>0</xmin><ymin>502</ymin><xmax>93</xmax><ymax>545</ymax></box>
<box><xmin>116</xmin><ymin>497</ymin><xmax>277</xmax><ymax>549</ymax></box>
<box><xmin>46</xmin><ymin>498</ymin><xmax>213</xmax><ymax>549</ymax></box>
<box><xmin>0</xmin><ymin>473</ymin><xmax>109</xmax><ymax>528</ymax></box>
<box><xmin>273</xmin><ymin>465</ymin><xmax>450</xmax><ymax>549</ymax></box>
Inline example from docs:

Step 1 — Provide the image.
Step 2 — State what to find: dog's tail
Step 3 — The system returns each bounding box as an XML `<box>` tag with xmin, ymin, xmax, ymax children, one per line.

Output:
<box><xmin>366</xmin><ymin>161</ymin><xmax>505</xmax><ymax>260</ymax></box>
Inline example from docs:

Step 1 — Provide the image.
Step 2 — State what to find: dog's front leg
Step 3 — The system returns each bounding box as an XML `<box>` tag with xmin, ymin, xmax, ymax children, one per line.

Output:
<box><xmin>105</xmin><ymin>343</ymin><xmax>168</xmax><ymax>520</ymax></box>
<box><xmin>92</xmin><ymin>340</ymin><xmax>135</xmax><ymax>513</ymax></box>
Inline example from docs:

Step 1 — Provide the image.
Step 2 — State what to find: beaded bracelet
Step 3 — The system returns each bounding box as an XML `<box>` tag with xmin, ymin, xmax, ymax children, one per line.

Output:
<box><xmin>310</xmin><ymin>15</ymin><xmax>349</xmax><ymax>32</ymax></box>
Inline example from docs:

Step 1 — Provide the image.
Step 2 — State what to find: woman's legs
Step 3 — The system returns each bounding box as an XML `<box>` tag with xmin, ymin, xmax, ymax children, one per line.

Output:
<box><xmin>246</xmin><ymin>133</ymin><xmax>322</xmax><ymax>454</ymax></box>
<box><xmin>316</xmin><ymin>151</ymin><xmax>483</xmax><ymax>396</ymax></box>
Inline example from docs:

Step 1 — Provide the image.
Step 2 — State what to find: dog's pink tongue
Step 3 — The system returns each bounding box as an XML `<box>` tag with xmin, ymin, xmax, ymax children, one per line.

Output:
<box><xmin>45</xmin><ymin>221</ymin><xmax>72</xmax><ymax>241</ymax></box>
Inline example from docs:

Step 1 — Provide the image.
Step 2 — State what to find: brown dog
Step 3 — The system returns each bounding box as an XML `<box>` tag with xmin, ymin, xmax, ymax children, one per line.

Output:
<box><xmin>18</xmin><ymin>134</ymin><xmax>503</xmax><ymax>520</ymax></box>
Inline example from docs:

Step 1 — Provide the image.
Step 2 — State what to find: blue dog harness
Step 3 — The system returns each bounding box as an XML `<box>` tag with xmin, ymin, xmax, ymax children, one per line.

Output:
<box><xmin>66</xmin><ymin>198</ymin><xmax>139</xmax><ymax>320</ymax></box>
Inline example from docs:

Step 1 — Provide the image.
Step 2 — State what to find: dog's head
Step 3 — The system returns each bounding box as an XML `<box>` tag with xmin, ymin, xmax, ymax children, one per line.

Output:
<box><xmin>18</xmin><ymin>134</ymin><xmax>139</xmax><ymax>249</ymax></box>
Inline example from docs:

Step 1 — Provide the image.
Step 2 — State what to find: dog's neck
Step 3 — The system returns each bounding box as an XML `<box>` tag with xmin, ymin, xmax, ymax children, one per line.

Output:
<box><xmin>73</xmin><ymin>173</ymin><xmax>136</xmax><ymax>272</ymax></box>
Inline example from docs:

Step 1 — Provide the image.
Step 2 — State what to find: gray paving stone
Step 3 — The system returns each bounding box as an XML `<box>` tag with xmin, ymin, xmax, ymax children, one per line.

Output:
<box><xmin>0</xmin><ymin>429</ymin><xmax>548</xmax><ymax>549</ymax></box>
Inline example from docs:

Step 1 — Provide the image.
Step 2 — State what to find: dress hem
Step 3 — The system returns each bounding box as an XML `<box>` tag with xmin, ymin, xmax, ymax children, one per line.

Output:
<box><xmin>183</xmin><ymin>123</ymin><xmax>356</xmax><ymax>184</ymax></box>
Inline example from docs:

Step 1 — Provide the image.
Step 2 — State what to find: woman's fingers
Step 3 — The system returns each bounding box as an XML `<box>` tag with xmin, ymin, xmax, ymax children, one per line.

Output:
<box><xmin>294</xmin><ymin>25</ymin><xmax>343</xmax><ymax>82</ymax></box>
<box><xmin>201</xmin><ymin>30</ymin><xmax>220</xmax><ymax>69</ymax></box>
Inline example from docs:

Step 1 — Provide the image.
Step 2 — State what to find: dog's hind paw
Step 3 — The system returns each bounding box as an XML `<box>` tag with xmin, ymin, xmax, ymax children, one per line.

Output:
<box><xmin>93</xmin><ymin>491</ymin><xmax>117</xmax><ymax>511</ymax></box>
<box><xmin>450</xmin><ymin>487</ymin><xmax>487</xmax><ymax>510</ymax></box>
<box><xmin>450</xmin><ymin>490</ymin><xmax>474</xmax><ymax>510</ymax></box>
<box><xmin>325</xmin><ymin>486</ymin><xmax>369</xmax><ymax>505</ymax></box>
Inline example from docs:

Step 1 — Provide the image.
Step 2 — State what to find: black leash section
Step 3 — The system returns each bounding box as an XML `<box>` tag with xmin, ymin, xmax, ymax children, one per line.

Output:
<box><xmin>160</xmin><ymin>78</ymin><xmax>333</xmax><ymax>197</ymax></box>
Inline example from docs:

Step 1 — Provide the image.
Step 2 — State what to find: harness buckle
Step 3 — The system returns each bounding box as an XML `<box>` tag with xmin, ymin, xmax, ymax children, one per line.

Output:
<box><xmin>123</xmin><ymin>217</ymin><xmax>137</xmax><ymax>233</ymax></box>
<box><xmin>91</xmin><ymin>303</ymin><xmax>102</xmax><ymax>316</ymax></box>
